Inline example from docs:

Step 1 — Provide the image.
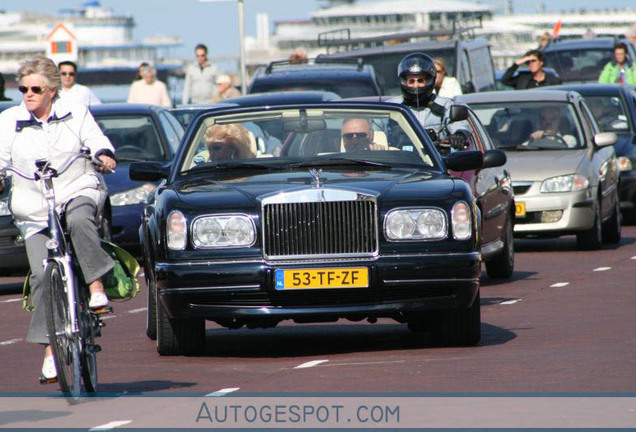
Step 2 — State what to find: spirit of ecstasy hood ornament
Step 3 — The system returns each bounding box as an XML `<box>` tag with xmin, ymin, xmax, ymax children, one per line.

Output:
<box><xmin>309</xmin><ymin>168</ymin><xmax>323</xmax><ymax>188</ymax></box>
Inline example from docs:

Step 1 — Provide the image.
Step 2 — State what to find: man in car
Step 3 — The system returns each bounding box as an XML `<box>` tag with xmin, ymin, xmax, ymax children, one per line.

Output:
<box><xmin>388</xmin><ymin>53</ymin><xmax>470</xmax><ymax>151</ymax></box>
<box><xmin>341</xmin><ymin>118</ymin><xmax>385</xmax><ymax>153</ymax></box>
<box><xmin>527</xmin><ymin>106</ymin><xmax>576</xmax><ymax>147</ymax></box>
<box><xmin>501</xmin><ymin>49</ymin><xmax>562</xmax><ymax>89</ymax></box>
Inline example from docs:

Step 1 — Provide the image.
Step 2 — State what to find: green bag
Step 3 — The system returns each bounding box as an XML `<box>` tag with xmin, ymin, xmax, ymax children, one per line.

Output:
<box><xmin>22</xmin><ymin>240</ymin><xmax>140</xmax><ymax>311</ymax></box>
<box><xmin>101</xmin><ymin>240</ymin><xmax>141</xmax><ymax>301</ymax></box>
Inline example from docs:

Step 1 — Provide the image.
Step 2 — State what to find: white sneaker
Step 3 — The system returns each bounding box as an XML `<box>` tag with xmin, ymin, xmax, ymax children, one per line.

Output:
<box><xmin>89</xmin><ymin>292</ymin><xmax>108</xmax><ymax>309</ymax></box>
<box><xmin>42</xmin><ymin>355</ymin><xmax>57</xmax><ymax>380</ymax></box>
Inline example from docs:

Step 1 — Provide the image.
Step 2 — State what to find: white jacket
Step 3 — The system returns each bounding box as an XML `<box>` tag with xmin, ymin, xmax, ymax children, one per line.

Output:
<box><xmin>182</xmin><ymin>62</ymin><xmax>217</xmax><ymax>104</ymax></box>
<box><xmin>0</xmin><ymin>97</ymin><xmax>114</xmax><ymax>239</ymax></box>
<box><xmin>58</xmin><ymin>83</ymin><xmax>102</xmax><ymax>107</ymax></box>
<box><xmin>435</xmin><ymin>76</ymin><xmax>463</xmax><ymax>99</ymax></box>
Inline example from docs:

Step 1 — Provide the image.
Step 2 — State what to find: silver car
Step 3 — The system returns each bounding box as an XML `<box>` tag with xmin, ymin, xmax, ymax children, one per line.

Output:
<box><xmin>457</xmin><ymin>90</ymin><xmax>620</xmax><ymax>250</ymax></box>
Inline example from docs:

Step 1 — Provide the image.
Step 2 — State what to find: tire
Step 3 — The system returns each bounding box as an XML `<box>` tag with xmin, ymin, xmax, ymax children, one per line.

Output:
<box><xmin>44</xmin><ymin>261</ymin><xmax>82</xmax><ymax>399</ymax></box>
<box><xmin>79</xmin><ymin>292</ymin><xmax>98</xmax><ymax>393</ymax></box>
<box><xmin>431</xmin><ymin>290</ymin><xmax>481</xmax><ymax>346</ymax></box>
<box><xmin>485</xmin><ymin>217</ymin><xmax>514</xmax><ymax>279</ymax></box>
<box><xmin>576</xmin><ymin>200</ymin><xmax>603</xmax><ymax>250</ymax></box>
<box><xmin>156</xmin><ymin>296</ymin><xmax>205</xmax><ymax>356</ymax></box>
<box><xmin>146</xmin><ymin>277</ymin><xmax>157</xmax><ymax>340</ymax></box>
<box><xmin>602</xmin><ymin>195</ymin><xmax>621</xmax><ymax>244</ymax></box>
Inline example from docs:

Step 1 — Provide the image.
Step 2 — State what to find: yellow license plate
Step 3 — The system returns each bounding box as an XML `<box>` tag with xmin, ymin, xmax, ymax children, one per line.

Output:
<box><xmin>515</xmin><ymin>202</ymin><xmax>526</xmax><ymax>218</ymax></box>
<box><xmin>275</xmin><ymin>268</ymin><xmax>369</xmax><ymax>290</ymax></box>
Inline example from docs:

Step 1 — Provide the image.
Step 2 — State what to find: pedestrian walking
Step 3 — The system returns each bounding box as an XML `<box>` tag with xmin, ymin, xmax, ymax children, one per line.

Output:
<box><xmin>182</xmin><ymin>44</ymin><xmax>216</xmax><ymax>104</ymax></box>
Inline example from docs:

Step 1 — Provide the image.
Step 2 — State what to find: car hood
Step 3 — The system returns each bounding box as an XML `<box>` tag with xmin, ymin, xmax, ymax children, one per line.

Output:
<box><xmin>173</xmin><ymin>168</ymin><xmax>457</xmax><ymax>208</ymax></box>
<box><xmin>504</xmin><ymin>150</ymin><xmax>587</xmax><ymax>182</ymax></box>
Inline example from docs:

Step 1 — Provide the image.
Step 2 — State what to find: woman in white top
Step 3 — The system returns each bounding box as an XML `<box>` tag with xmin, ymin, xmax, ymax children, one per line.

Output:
<box><xmin>433</xmin><ymin>58</ymin><xmax>463</xmax><ymax>99</ymax></box>
<box><xmin>127</xmin><ymin>65</ymin><xmax>171</xmax><ymax>107</ymax></box>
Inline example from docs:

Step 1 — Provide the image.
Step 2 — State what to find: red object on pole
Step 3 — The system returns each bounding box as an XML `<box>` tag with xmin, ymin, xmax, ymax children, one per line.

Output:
<box><xmin>553</xmin><ymin>20</ymin><xmax>562</xmax><ymax>37</ymax></box>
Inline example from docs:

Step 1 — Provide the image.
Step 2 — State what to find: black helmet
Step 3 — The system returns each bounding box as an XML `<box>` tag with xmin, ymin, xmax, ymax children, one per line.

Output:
<box><xmin>397</xmin><ymin>53</ymin><xmax>436</xmax><ymax>108</ymax></box>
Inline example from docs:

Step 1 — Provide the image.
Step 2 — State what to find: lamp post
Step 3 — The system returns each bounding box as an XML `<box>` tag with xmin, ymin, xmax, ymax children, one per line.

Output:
<box><xmin>199</xmin><ymin>0</ymin><xmax>247</xmax><ymax>94</ymax></box>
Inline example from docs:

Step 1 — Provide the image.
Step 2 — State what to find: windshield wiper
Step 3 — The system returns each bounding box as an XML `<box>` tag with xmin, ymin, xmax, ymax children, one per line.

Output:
<box><xmin>288</xmin><ymin>157</ymin><xmax>392</xmax><ymax>169</ymax></box>
<box><xmin>188</xmin><ymin>161</ymin><xmax>284</xmax><ymax>173</ymax></box>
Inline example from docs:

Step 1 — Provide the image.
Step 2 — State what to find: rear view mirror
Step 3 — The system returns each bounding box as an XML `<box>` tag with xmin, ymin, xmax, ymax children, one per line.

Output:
<box><xmin>450</xmin><ymin>105</ymin><xmax>469</xmax><ymax>122</ymax></box>
<box><xmin>445</xmin><ymin>150</ymin><xmax>483</xmax><ymax>172</ymax></box>
<box><xmin>482</xmin><ymin>149</ymin><xmax>507</xmax><ymax>168</ymax></box>
<box><xmin>593</xmin><ymin>132</ymin><xmax>617</xmax><ymax>147</ymax></box>
<box><xmin>282</xmin><ymin>119</ymin><xmax>327</xmax><ymax>133</ymax></box>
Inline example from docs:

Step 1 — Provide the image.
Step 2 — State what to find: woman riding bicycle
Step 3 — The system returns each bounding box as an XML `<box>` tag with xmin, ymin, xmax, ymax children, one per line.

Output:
<box><xmin>0</xmin><ymin>55</ymin><xmax>116</xmax><ymax>382</ymax></box>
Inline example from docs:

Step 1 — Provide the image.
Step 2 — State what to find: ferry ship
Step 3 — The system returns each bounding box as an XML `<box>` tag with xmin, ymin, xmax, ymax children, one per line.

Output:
<box><xmin>246</xmin><ymin>0</ymin><xmax>636</xmax><ymax>71</ymax></box>
<box><xmin>0</xmin><ymin>1</ymin><xmax>183</xmax><ymax>88</ymax></box>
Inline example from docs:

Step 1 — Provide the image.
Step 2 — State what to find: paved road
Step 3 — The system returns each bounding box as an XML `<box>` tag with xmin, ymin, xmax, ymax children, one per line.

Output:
<box><xmin>1</xmin><ymin>227</ymin><xmax>635</xmax><ymax>396</ymax></box>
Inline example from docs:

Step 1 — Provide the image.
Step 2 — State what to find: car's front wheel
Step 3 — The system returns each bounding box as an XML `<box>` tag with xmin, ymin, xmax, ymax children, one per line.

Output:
<box><xmin>146</xmin><ymin>277</ymin><xmax>157</xmax><ymax>340</ymax></box>
<box><xmin>156</xmin><ymin>298</ymin><xmax>205</xmax><ymax>356</ymax></box>
<box><xmin>432</xmin><ymin>290</ymin><xmax>481</xmax><ymax>346</ymax></box>
<box><xmin>485</xmin><ymin>216</ymin><xmax>514</xmax><ymax>279</ymax></box>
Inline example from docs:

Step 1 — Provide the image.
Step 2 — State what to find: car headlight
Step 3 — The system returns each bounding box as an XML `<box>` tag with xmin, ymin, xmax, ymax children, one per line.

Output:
<box><xmin>617</xmin><ymin>156</ymin><xmax>633</xmax><ymax>172</ymax></box>
<box><xmin>385</xmin><ymin>208</ymin><xmax>447</xmax><ymax>240</ymax></box>
<box><xmin>167</xmin><ymin>211</ymin><xmax>187</xmax><ymax>250</ymax></box>
<box><xmin>0</xmin><ymin>198</ymin><xmax>10</xmax><ymax>216</ymax></box>
<box><xmin>451</xmin><ymin>201</ymin><xmax>472</xmax><ymax>240</ymax></box>
<box><xmin>540</xmin><ymin>174</ymin><xmax>589</xmax><ymax>193</ymax></box>
<box><xmin>110</xmin><ymin>183</ymin><xmax>155</xmax><ymax>206</ymax></box>
<box><xmin>192</xmin><ymin>214</ymin><xmax>255</xmax><ymax>248</ymax></box>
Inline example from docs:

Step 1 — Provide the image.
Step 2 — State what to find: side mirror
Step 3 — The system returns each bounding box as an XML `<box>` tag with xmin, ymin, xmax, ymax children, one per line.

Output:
<box><xmin>594</xmin><ymin>132</ymin><xmax>617</xmax><ymax>147</ymax></box>
<box><xmin>482</xmin><ymin>149</ymin><xmax>507</xmax><ymax>168</ymax></box>
<box><xmin>450</xmin><ymin>105</ymin><xmax>469</xmax><ymax>122</ymax></box>
<box><xmin>461</xmin><ymin>81</ymin><xmax>476</xmax><ymax>94</ymax></box>
<box><xmin>445</xmin><ymin>150</ymin><xmax>483</xmax><ymax>172</ymax></box>
<box><xmin>130</xmin><ymin>161</ymin><xmax>170</xmax><ymax>182</ymax></box>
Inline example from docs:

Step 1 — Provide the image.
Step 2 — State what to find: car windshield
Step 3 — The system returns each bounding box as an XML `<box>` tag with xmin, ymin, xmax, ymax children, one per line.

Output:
<box><xmin>178</xmin><ymin>107</ymin><xmax>437</xmax><ymax>174</ymax></box>
<box><xmin>583</xmin><ymin>95</ymin><xmax>631</xmax><ymax>133</ymax></box>
<box><xmin>171</xmin><ymin>110</ymin><xmax>201</xmax><ymax>129</ymax></box>
<box><xmin>95</xmin><ymin>115</ymin><xmax>168</xmax><ymax>161</ymax></box>
<box><xmin>469</xmin><ymin>102</ymin><xmax>585</xmax><ymax>150</ymax></box>
<box><xmin>544</xmin><ymin>49</ymin><xmax>613</xmax><ymax>82</ymax></box>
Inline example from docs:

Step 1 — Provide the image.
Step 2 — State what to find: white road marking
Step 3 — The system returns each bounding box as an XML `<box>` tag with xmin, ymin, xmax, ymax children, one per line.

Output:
<box><xmin>294</xmin><ymin>360</ymin><xmax>329</xmax><ymax>369</ymax></box>
<box><xmin>500</xmin><ymin>299</ymin><xmax>521</xmax><ymax>305</ymax></box>
<box><xmin>550</xmin><ymin>282</ymin><xmax>570</xmax><ymax>288</ymax></box>
<box><xmin>326</xmin><ymin>357</ymin><xmax>465</xmax><ymax>367</ymax></box>
<box><xmin>593</xmin><ymin>267</ymin><xmax>611</xmax><ymax>272</ymax></box>
<box><xmin>127</xmin><ymin>308</ymin><xmax>147</xmax><ymax>314</ymax></box>
<box><xmin>0</xmin><ymin>297</ymin><xmax>21</xmax><ymax>304</ymax></box>
<box><xmin>206</xmin><ymin>387</ymin><xmax>240</xmax><ymax>397</ymax></box>
<box><xmin>88</xmin><ymin>420</ymin><xmax>133</xmax><ymax>431</ymax></box>
<box><xmin>0</xmin><ymin>338</ymin><xmax>22</xmax><ymax>346</ymax></box>
<box><xmin>100</xmin><ymin>315</ymin><xmax>117</xmax><ymax>320</ymax></box>
<box><xmin>632</xmin><ymin>256</ymin><xmax>636</xmax><ymax>260</ymax></box>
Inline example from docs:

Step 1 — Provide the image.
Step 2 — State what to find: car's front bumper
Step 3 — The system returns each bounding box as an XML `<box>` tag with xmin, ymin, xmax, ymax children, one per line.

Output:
<box><xmin>0</xmin><ymin>217</ymin><xmax>28</xmax><ymax>270</ymax></box>
<box><xmin>513</xmin><ymin>188</ymin><xmax>595</xmax><ymax>236</ymax></box>
<box><xmin>154</xmin><ymin>252</ymin><xmax>481</xmax><ymax>321</ymax></box>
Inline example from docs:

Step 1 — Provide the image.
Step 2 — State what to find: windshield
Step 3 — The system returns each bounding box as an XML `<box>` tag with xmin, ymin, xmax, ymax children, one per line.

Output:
<box><xmin>361</xmin><ymin>49</ymin><xmax>454</xmax><ymax>96</ymax></box>
<box><xmin>470</xmin><ymin>102</ymin><xmax>585</xmax><ymax>150</ymax></box>
<box><xmin>95</xmin><ymin>115</ymin><xmax>169</xmax><ymax>161</ymax></box>
<box><xmin>544</xmin><ymin>49</ymin><xmax>613</xmax><ymax>82</ymax></box>
<box><xmin>584</xmin><ymin>95</ymin><xmax>631</xmax><ymax>133</ymax></box>
<box><xmin>178</xmin><ymin>107</ymin><xmax>437</xmax><ymax>174</ymax></box>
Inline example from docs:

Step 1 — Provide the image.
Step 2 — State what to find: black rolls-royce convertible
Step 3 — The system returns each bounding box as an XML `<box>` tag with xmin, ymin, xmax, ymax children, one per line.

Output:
<box><xmin>131</xmin><ymin>102</ymin><xmax>487</xmax><ymax>355</ymax></box>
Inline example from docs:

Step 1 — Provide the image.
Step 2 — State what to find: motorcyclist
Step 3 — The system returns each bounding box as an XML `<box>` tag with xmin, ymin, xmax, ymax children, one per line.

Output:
<box><xmin>388</xmin><ymin>53</ymin><xmax>471</xmax><ymax>152</ymax></box>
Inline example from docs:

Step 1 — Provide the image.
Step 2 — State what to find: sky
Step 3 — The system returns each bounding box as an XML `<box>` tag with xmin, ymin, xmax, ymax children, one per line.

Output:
<box><xmin>0</xmin><ymin>0</ymin><xmax>631</xmax><ymax>63</ymax></box>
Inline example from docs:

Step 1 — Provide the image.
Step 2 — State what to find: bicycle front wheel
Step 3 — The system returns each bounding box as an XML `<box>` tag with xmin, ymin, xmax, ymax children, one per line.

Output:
<box><xmin>44</xmin><ymin>261</ymin><xmax>81</xmax><ymax>399</ymax></box>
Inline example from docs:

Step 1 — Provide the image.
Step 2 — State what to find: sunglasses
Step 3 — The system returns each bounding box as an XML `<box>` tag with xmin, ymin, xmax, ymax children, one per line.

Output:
<box><xmin>18</xmin><ymin>85</ymin><xmax>46</xmax><ymax>95</ymax></box>
<box><xmin>342</xmin><ymin>132</ymin><xmax>368</xmax><ymax>140</ymax></box>
<box><xmin>61</xmin><ymin>72</ymin><xmax>76</xmax><ymax>77</ymax></box>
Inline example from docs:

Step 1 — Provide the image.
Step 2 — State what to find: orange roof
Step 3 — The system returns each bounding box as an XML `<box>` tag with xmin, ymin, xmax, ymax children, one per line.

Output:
<box><xmin>46</xmin><ymin>23</ymin><xmax>77</xmax><ymax>41</ymax></box>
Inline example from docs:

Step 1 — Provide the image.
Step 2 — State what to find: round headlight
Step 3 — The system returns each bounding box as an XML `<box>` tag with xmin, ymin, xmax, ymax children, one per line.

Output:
<box><xmin>417</xmin><ymin>210</ymin><xmax>445</xmax><ymax>238</ymax></box>
<box><xmin>386</xmin><ymin>211</ymin><xmax>415</xmax><ymax>239</ymax></box>
<box><xmin>193</xmin><ymin>218</ymin><xmax>222</xmax><ymax>246</ymax></box>
<box><xmin>225</xmin><ymin>216</ymin><xmax>254</xmax><ymax>245</ymax></box>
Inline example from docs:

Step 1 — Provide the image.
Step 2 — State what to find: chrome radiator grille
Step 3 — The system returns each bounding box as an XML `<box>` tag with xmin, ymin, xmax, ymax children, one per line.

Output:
<box><xmin>263</xmin><ymin>200</ymin><xmax>377</xmax><ymax>259</ymax></box>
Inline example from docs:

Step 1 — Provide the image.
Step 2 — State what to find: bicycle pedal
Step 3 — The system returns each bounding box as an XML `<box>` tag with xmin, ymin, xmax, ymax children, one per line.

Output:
<box><xmin>39</xmin><ymin>375</ymin><xmax>58</xmax><ymax>385</ymax></box>
<box><xmin>92</xmin><ymin>306</ymin><xmax>113</xmax><ymax>315</ymax></box>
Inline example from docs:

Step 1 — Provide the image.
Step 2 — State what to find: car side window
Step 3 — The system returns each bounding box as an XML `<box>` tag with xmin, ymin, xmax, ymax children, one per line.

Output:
<box><xmin>579</xmin><ymin>101</ymin><xmax>599</xmax><ymax>138</ymax></box>
<box><xmin>159</xmin><ymin>112</ymin><xmax>183</xmax><ymax>154</ymax></box>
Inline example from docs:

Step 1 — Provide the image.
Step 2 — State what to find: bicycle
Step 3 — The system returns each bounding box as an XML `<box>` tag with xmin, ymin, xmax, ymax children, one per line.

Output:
<box><xmin>1</xmin><ymin>147</ymin><xmax>112</xmax><ymax>400</ymax></box>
